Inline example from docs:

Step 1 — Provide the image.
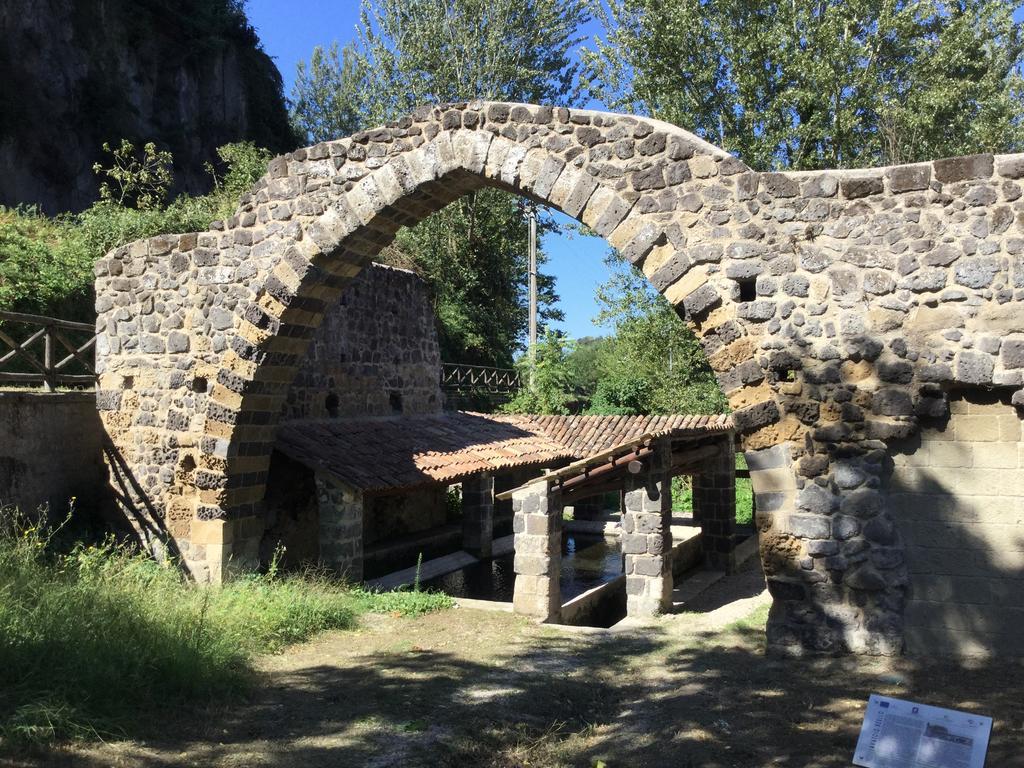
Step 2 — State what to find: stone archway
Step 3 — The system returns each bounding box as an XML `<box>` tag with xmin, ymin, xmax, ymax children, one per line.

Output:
<box><xmin>94</xmin><ymin>100</ymin><xmax>1024</xmax><ymax>656</ymax></box>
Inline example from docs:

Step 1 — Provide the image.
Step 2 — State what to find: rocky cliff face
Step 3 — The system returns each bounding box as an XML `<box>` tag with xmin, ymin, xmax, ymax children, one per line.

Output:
<box><xmin>0</xmin><ymin>0</ymin><xmax>294</xmax><ymax>214</ymax></box>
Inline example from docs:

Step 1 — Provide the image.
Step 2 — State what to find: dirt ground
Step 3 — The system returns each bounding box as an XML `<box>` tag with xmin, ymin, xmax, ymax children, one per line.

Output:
<box><xmin>5</xmin><ymin>561</ymin><xmax>1023</xmax><ymax>768</ymax></box>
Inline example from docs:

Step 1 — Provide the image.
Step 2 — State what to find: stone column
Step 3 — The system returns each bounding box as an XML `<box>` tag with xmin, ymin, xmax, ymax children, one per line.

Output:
<box><xmin>462</xmin><ymin>472</ymin><xmax>494</xmax><ymax>558</ymax></box>
<box><xmin>511</xmin><ymin>479</ymin><xmax>562</xmax><ymax>622</ymax></box>
<box><xmin>622</xmin><ymin>439</ymin><xmax>673</xmax><ymax>617</ymax></box>
<box><xmin>316</xmin><ymin>476</ymin><xmax>364</xmax><ymax>582</ymax></box>
<box><xmin>692</xmin><ymin>433</ymin><xmax>737</xmax><ymax>572</ymax></box>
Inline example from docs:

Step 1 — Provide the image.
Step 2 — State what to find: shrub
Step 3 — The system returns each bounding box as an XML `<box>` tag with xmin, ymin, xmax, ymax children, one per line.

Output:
<box><xmin>0</xmin><ymin>140</ymin><xmax>272</xmax><ymax>321</ymax></box>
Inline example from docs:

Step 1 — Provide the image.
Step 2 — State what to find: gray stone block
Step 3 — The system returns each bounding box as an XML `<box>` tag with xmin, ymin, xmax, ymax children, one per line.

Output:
<box><xmin>762</xmin><ymin>173</ymin><xmax>799</xmax><ymax>198</ymax></box>
<box><xmin>955</xmin><ymin>257</ymin><xmax>1002</xmax><ymax>289</ymax></box>
<box><xmin>888</xmin><ymin>164</ymin><xmax>931</xmax><ymax>193</ymax></box>
<box><xmin>934</xmin><ymin>153</ymin><xmax>994</xmax><ymax>183</ymax></box>
<box><xmin>841</xmin><ymin>175</ymin><xmax>883</xmax><ymax>199</ymax></box>
<box><xmin>788</xmin><ymin>514</ymin><xmax>831</xmax><ymax>539</ymax></box>
<box><xmin>797</xmin><ymin>483</ymin><xmax>834</xmax><ymax>515</ymax></box>
<box><xmin>957</xmin><ymin>350</ymin><xmax>994</xmax><ymax>384</ymax></box>
<box><xmin>833</xmin><ymin>516</ymin><xmax>861</xmax><ymax>540</ymax></box>
<box><xmin>1002</xmin><ymin>340</ymin><xmax>1024</xmax><ymax>369</ymax></box>
<box><xmin>840</xmin><ymin>489</ymin><xmax>882</xmax><ymax>518</ymax></box>
<box><xmin>872</xmin><ymin>388</ymin><xmax>913</xmax><ymax>417</ymax></box>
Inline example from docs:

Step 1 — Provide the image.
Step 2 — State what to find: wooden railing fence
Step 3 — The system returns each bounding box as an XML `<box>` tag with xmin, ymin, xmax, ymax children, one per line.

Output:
<box><xmin>0</xmin><ymin>311</ymin><xmax>97</xmax><ymax>391</ymax></box>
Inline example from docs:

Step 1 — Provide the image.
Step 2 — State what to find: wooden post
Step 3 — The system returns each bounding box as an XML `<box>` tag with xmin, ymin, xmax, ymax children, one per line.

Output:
<box><xmin>43</xmin><ymin>323</ymin><xmax>54</xmax><ymax>392</ymax></box>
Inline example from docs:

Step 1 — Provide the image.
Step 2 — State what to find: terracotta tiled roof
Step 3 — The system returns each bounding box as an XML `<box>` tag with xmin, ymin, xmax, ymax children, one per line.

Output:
<box><xmin>275</xmin><ymin>412</ymin><xmax>574</xmax><ymax>493</ymax></box>
<box><xmin>275</xmin><ymin>411</ymin><xmax>732</xmax><ymax>493</ymax></box>
<box><xmin>488</xmin><ymin>413</ymin><xmax>732</xmax><ymax>457</ymax></box>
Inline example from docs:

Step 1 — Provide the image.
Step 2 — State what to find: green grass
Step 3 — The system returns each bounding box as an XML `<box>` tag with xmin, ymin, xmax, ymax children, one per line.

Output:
<box><xmin>0</xmin><ymin>510</ymin><xmax>451</xmax><ymax>745</ymax></box>
<box><xmin>672</xmin><ymin>453</ymin><xmax>754</xmax><ymax>526</ymax></box>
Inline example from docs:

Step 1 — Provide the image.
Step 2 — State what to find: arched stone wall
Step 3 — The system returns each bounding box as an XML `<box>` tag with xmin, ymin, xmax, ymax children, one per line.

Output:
<box><xmin>94</xmin><ymin>100</ymin><xmax>1024</xmax><ymax>655</ymax></box>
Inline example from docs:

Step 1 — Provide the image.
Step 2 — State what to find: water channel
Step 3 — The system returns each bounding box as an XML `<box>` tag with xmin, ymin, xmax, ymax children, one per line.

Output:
<box><xmin>422</xmin><ymin>532</ymin><xmax>623</xmax><ymax>603</ymax></box>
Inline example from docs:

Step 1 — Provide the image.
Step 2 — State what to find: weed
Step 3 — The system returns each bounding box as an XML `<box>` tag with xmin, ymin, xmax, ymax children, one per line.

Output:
<box><xmin>0</xmin><ymin>509</ymin><xmax>450</xmax><ymax>746</ymax></box>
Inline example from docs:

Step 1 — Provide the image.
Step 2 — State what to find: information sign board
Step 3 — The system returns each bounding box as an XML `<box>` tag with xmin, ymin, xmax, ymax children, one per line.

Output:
<box><xmin>853</xmin><ymin>694</ymin><xmax>992</xmax><ymax>768</ymax></box>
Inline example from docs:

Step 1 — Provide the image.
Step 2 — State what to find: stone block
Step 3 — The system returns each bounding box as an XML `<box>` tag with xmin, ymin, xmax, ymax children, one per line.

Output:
<box><xmin>872</xmin><ymin>388</ymin><xmax>913</xmax><ymax>417</ymax></box>
<box><xmin>762</xmin><ymin>173</ymin><xmax>799</xmax><ymax>198</ymax></box>
<box><xmin>957</xmin><ymin>351</ymin><xmax>995</xmax><ymax>385</ymax></box>
<box><xmin>682</xmin><ymin>283</ymin><xmax>721</xmax><ymax>319</ymax></box>
<box><xmin>621</xmin><ymin>533</ymin><xmax>649</xmax><ymax>555</ymax></box>
<box><xmin>633</xmin><ymin>555</ymin><xmax>665</xmax><ymax>577</ymax></box>
<box><xmin>953</xmin><ymin>414</ymin><xmax>1001</xmax><ymax>442</ymax></box>
<box><xmin>786</xmin><ymin>514</ymin><xmax>831</xmax><ymax>539</ymax></box>
<box><xmin>844</xmin><ymin>564</ymin><xmax>888</xmax><ymax>591</ymax></box>
<box><xmin>888</xmin><ymin>164</ymin><xmax>931</xmax><ymax>193</ymax></box>
<box><xmin>934</xmin><ymin>154</ymin><xmax>994</xmax><ymax>183</ymax></box>
<box><xmin>732</xmin><ymin>400</ymin><xmax>781</xmax><ymax>433</ymax></box>
<box><xmin>996</xmin><ymin>155</ymin><xmax>1024</xmax><ymax>179</ymax></box>
<box><xmin>1001</xmin><ymin>340</ymin><xmax>1024</xmax><ymax>369</ymax></box>
<box><xmin>524</xmin><ymin>512</ymin><xmax>554</xmax><ymax>535</ymax></box>
<box><xmin>840</xmin><ymin>489</ymin><xmax>882</xmax><ymax>518</ymax></box>
<box><xmin>841</xmin><ymin>175</ymin><xmax>883</xmax><ymax>199</ymax></box>
<box><xmin>802</xmin><ymin>175</ymin><xmax>838</xmax><ymax>198</ymax></box>
<box><xmin>955</xmin><ymin>257</ymin><xmax>1002</xmax><ymax>289</ymax></box>
<box><xmin>833</xmin><ymin>516</ymin><xmax>861</xmax><ymax>540</ymax></box>
<box><xmin>514</xmin><ymin>554</ymin><xmax>553</xmax><ymax>577</ymax></box>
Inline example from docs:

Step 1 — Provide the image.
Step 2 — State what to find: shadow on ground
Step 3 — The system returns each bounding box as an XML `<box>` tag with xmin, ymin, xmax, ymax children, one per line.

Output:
<box><xmin>4</xmin><ymin>581</ymin><xmax>1022</xmax><ymax>768</ymax></box>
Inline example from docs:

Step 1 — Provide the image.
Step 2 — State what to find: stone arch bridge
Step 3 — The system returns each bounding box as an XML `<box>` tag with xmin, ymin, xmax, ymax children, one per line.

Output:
<box><xmin>94</xmin><ymin>101</ymin><xmax>1024</xmax><ymax>656</ymax></box>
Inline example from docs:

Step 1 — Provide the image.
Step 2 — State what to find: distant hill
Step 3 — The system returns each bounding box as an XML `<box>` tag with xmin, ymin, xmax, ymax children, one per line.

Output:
<box><xmin>0</xmin><ymin>0</ymin><xmax>295</xmax><ymax>214</ymax></box>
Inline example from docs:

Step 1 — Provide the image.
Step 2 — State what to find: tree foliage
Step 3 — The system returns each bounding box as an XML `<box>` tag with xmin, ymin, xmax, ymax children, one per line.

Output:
<box><xmin>0</xmin><ymin>142</ymin><xmax>271</xmax><ymax>320</ymax></box>
<box><xmin>584</xmin><ymin>0</ymin><xmax>1024</xmax><ymax>169</ymax></box>
<box><xmin>583</xmin><ymin>252</ymin><xmax>727</xmax><ymax>416</ymax></box>
<box><xmin>291</xmin><ymin>0</ymin><xmax>590</xmax><ymax>365</ymax></box>
<box><xmin>501</xmin><ymin>330</ymin><xmax>577</xmax><ymax>414</ymax></box>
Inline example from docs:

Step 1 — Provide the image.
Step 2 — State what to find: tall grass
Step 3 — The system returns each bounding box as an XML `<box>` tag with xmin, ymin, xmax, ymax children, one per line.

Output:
<box><xmin>0</xmin><ymin>510</ymin><xmax>451</xmax><ymax>744</ymax></box>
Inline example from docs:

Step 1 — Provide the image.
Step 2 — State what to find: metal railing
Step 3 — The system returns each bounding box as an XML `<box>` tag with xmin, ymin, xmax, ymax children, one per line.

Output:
<box><xmin>0</xmin><ymin>311</ymin><xmax>97</xmax><ymax>390</ymax></box>
<box><xmin>440</xmin><ymin>363</ymin><xmax>522</xmax><ymax>394</ymax></box>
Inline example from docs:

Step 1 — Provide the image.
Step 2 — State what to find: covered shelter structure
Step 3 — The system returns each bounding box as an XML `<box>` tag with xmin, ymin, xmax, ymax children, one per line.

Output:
<box><xmin>270</xmin><ymin>411</ymin><xmax>735</xmax><ymax>622</ymax></box>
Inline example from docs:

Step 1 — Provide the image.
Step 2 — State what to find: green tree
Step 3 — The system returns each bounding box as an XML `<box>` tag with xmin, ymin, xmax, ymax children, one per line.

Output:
<box><xmin>292</xmin><ymin>43</ymin><xmax>368</xmax><ymax>144</ymax></box>
<box><xmin>584</xmin><ymin>0</ymin><xmax>1024</xmax><ymax>169</ymax></box>
<box><xmin>565</xmin><ymin>335</ymin><xmax>615</xmax><ymax>399</ymax></box>
<box><xmin>501</xmin><ymin>330</ymin><xmax>577</xmax><ymax>414</ymax></box>
<box><xmin>291</xmin><ymin>0</ymin><xmax>590</xmax><ymax>365</ymax></box>
<box><xmin>586</xmin><ymin>252</ymin><xmax>727</xmax><ymax>415</ymax></box>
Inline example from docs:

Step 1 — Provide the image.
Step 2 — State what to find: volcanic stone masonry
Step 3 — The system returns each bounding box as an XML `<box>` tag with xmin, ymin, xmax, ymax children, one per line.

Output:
<box><xmin>92</xmin><ymin>99</ymin><xmax>1024</xmax><ymax>656</ymax></box>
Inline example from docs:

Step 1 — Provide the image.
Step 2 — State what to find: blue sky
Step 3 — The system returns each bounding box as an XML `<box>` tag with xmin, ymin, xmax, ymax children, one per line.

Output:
<box><xmin>246</xmin><ymin>0</ymin><xmax>613</xmax><ymax>341</ymax></box>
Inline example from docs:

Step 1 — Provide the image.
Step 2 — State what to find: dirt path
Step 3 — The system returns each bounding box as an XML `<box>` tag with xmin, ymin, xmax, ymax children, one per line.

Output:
<box><xmin>7</xmin><ymin>564</ymin><xmax>1023</xmax><ymax>768</ymax></box>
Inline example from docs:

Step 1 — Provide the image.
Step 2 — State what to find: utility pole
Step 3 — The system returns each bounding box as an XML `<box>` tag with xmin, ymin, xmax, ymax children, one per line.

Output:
<box><xmin>528</xmin><ymin>208</ymin><xmax>537</xmax><ymax>389</ymax></box>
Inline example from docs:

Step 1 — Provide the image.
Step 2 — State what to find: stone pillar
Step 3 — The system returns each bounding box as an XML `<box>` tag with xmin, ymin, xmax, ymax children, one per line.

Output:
<box><xmin>511</xmin><ymin>480</ymin><xmax>562</xmax><ymax>622</ymax></box>
<box><xmin>462</xmin><ymin>472</ymin><xmax>494</xmax><ymax>558</ymax></box>
<box><xmin>316</xmin><ymin>476</ymin><xmax>364</xmax><ymax>582</ymax></box>
<box><xmin>622</xmin><ymin>439</ymin><xmax>673</xmax><ymax>617</ymax></box>
<box><xmin>750</xmin><ymin>441</ymin><xmax>907</xmax><ymax>657</ymax></box>
<box><xmin>692</xmin><ymin>433</ymin><xmax>737</xmax><ymax>572</ymax></box>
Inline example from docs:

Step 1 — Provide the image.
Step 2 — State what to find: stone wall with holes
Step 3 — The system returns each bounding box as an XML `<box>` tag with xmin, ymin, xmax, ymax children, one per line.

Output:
<box><xmin>92</xmin><ymin>99</ymin><xmax>1024</xmax><ymax>655</ymax></box>
<box><xmin>0</xmin><ymin>392</ymin><xmax>108</xmax><ymax>520</ymax></box>
<box><xmin>886</xmin><ymin>390</ymin><xmax>1024</xmax><ymax>657</ymax></box>
<box><xmin>282</xmin><ymin>262</ymin><xmax>442</xmax><ymax>420</ymax></box>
